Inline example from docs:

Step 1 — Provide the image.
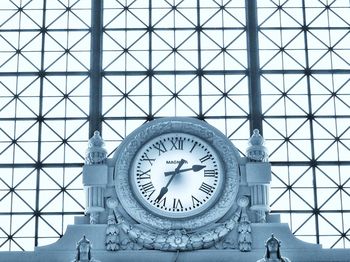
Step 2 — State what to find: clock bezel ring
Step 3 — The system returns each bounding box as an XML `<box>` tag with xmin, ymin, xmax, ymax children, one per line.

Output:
<box><xmin>130</xmin><ymin>132</ymin><xmax>225</xmax><ymax>219</ymax></box>
<box><xmin>113</xmin><ymin>117</ymin><xmax>240</xmax><ymax>231</ymax></box>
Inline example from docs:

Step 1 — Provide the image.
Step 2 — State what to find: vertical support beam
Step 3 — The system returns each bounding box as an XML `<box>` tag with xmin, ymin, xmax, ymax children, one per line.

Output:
<box><xmin>302</xmin><ymin>0</ymin><xmax>319</xmax><ymax>244</ymax></box>
<box><xmin>89</xmin><ymin>0</ymin><xmax>103</xmax><ymax>136</ymax></box>
<box><xmin>196</xmin><ymin>0</ymin><xmax>203</xmax><ymax>119</ymax></box>
<box><xmin>35</xmin><ymin>0</ymin><xmax>47</xmax><ymax>247</ymax></box>
<box><xmin>148</xmin><ymin>0</ymin><xmax>153</xmax><ymax>120</ymax></box>
<box><xmin>246</xmin><ymin>0</ymin><xmax>263</xmax><ymax>134</ymax></box>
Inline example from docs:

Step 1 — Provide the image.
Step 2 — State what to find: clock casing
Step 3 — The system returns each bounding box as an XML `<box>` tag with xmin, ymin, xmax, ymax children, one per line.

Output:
<box><xmin>113</xmin><ymin>117</ymin><xmax>240</xmax><ymax>230</ymax></box>
<box><xmin>131</xmin><ymin>132</ymin><xmax>224</xmax><ymax>219</ymax></box>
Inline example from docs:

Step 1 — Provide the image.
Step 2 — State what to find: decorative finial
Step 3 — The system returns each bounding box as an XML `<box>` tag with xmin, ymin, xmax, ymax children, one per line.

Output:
<box><xmin>246</xmin><ymin>129</ymin><xmax>268</xmax><ymax>162</ymax></box>
<box><xmin>85</xmin><ymin>130</ymin><xmax>107</xmax><ymax>164</ymax></box>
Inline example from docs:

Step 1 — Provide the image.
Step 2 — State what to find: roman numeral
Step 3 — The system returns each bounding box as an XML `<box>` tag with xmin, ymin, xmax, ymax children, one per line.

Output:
<box><xmin>141</xmin><ymin>182</ymin><xmax>155</xmax><ymax>196</ymax></box>
<box><xmin>204</xmin><ymin>169</ymin><xmax>216</xmax><ymax>177</ymax></box>
<box><xmin>137</xmin><ymin>169</ymin><xmax>151</xmax><ymax>180</ymax></box>
<box><xmin>191</xmin><ymin>195</ymin><xmax>201</xmax><ymax>207</ymax></box>
<box><xmin>141</xmin><ymin>153</ymin><xmax>155</xmax><ymax>166</ymax></box>
<box><xmin>153</xmin><ymin>141</ymin><xmax>167</xmax><ymax>155</ymax></box>
<box><xmin>199</xmin><ymin>182</ymin><xmax>214</xmax><ymax>195</ymax></box>
<box><xmin>189</xmin><ymin>142</ymin><xmax>197</xmax><ymax>153</ymax></box>
<box><xmin>157</xmin><ymin>197</ymin><xmax>166</xmax><ymax>207</ymax></box>
<box><xmin>170</xmin><ymin>138</ymin><xmax>184</xmax><ymax>150</ymax></box>
<box><xmin>199</xmin><ymin>154</ymin><xmax>211</xmax><ymax>163</ymax></box>
<box><xmin>173</xmin><ymin>198</ymin><xmax>183</xmax><ymax>209</ymax></box>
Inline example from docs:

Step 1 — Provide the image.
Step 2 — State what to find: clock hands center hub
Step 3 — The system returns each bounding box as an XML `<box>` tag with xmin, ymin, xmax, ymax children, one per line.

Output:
<box><xmin>155</xmin><ymin>159</ymin><xmax>187</xmax><ymax>202</ymax></box>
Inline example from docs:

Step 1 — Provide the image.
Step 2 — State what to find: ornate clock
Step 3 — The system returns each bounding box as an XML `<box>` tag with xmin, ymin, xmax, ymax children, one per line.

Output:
<box><xmin>114</xmin><ymin>117</ymin><xmax>240</xmax><ymax>231</ymax></box>
<box><xmin>131</xmin><ymin>132</ymin><xmax>224</xmax><ymax>219</ymax></box>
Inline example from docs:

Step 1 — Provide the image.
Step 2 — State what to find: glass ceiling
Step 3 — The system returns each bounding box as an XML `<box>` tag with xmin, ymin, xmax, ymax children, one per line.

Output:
<box><xmin>0</xmin><ymin>0</ymin><xmax>349</xmax><ymax>251</ymax></box>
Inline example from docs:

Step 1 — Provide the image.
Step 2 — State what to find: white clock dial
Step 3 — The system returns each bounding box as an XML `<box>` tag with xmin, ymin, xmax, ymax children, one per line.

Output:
<box><xmin>131</xmin><ymin>133</ymin><xmax>224</xmax><ymax>218</ymax></box>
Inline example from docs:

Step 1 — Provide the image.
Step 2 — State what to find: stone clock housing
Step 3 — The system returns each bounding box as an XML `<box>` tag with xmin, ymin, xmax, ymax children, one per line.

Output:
<box><xmin>82</xmin><ymin>117</ymin><xmax>273</xmax><ymax>251</ymax></box>
<box><xmin>4</xmin><ymin>117</ymin><xmax>350</xmax><ymax>261</ymax></box>
<box><xmin>2</xmin><ymin>118</ymin><xmax>349</xmax><ymax>262</ymax></box>
<box><xmin>114</xmin><ymin>117</ymin><xmax>240</xmax><ymax>231</ymax></box>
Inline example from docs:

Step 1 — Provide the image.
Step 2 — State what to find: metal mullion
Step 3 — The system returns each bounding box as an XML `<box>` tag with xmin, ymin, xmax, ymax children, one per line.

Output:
<box><xmin>148</xmin><ymin>6</ymin><xmax>172</xmax><ymax>29</ymax></box>
<box><xmin>63</xmin><ymin>190</ymin><xmax>85</xmax><ymax>209</ymax></box>
<box><xmin>225</xmin><ymin>95</ymin><xmax>249</xmax><ymax>115</ymax></box>
<box><xmin>270</xmin><ymin>188</ymin><xmax>289</xmax><ymax>206</ymax></box>
<box><xmin>40</xmin><ymin>168</ymin><xmax>64</xmax><ymax>189</ymax></box>
<box><xmin>261</xmin><ymin>69</ymin><xmax>350</xmax><ymax>74</ymax></box>
<box><xmin>224</xmin><ymin>47</ymin><xmax>248</xmax><ymax>70</ymax></box>
<box><xmin>68</xmin><ymin>6</ymin><xmax>91</xmax><ymax>29</ymax></box>
<box><xmin>0</xmin><ymin>117</ymin><xmax>90</xmax><ymax>121</ymax></box>
<box><xmin>260</xmin><ymin>49</ymin><xmax>282</xmax><ymax>70</ymax></box>
<box><xmin>38</xmin><ymin>190</ymin><xmax>63</xmax><ymax>212</ymax></box>
<box><xmin>246</xmin><ymin>0</ymin><xmax>263</xmax><ymax>133</ymax></box>
<box><xmin>269</xmin><ymin>210</ymin><xmax>313</xmax><ymax>213</ymax></box>
<box><xmin>44</xmin><ymin>52</ymin><xmax>67</xmax><ymax>71</ymax></box>
<box><xmin>89</xmin><ymin>0</ymin><xmax>103</xmax><ymax>136</ymax></box>
<box><xmin>227</xmin><ymin>118</ymin><xmax>250</xmax><ymax>139</ymax></box>
<box><xmin>39</xmin><ymin>215</ymin><xmax>62</xmax><ymax>236</ymax></box>
<box><xmin>148</xmin><ymin>0</ymin><xmax>152</xmax><ymax>120</ymax></box>
<box><xmin>306</xmin><ymin>7</ymin><xmax>327</xmax><ymax>27</ymax></box>
<box><xmin>152</xmin><ymin>97</ymin><xmax>176</xmax><ymax>116</ymax></box>
<box><xmin>64</xmin><ymin>172</ymin><xmax>82</xmax><ymax>189</ymax></box>
<box><xmin>67</xmin><ymin>75</ymin><xmax>90</xmax><ymax>96</ymax></box>
<box><xmin>292</xmin><ymin>213</ymin><xmax>315</xmax><ymax>234</ymax></box>
<box><xmin>13</xmin><ymin>191</ymin><xmax>36</xmax><ymax>213</ymax></box>
<box><xmin>269</xmin><ymin>140</ymin><xmax>287</xmax><ymax>159</ymax></box>
<box><xmin>175</xmin><ymin>96</ymin><xmax>200</xmax><ymax>116</ymax></box>
<box><xmin>103</xmin><ymin>70</ymin><xmax>247</xmax><ymax>76</ymax></box>
<box><xmin>203</xmin><ymin>96</ymin><xmax>225</xmax><ymax>116</ymax></box>
<box><xmin>262</xmin><ymin>26</ymin><xmax>350</xmax><ymax>30</ymax></box>
<box><xmin>264</xmin><ymin>115</ymin><xmax>350</xmax><ymax>119</ymax></box>
<box><xmin>66</xmin><ymin>52</ymin><xmax>90</xmax><ymax>71</ymax></box>
<box><xmin>286</xmin><ymin>139</ymin><xmax>312</xmax><ymax>161</ymax></box>
<box><xmin>34</xmin><ymin>0</ymin><xmax>47</xmax><ymax>248</ymax></box>
<box><xmin>103</xmin><ymin>114</ymin><xmax>249</xmax><ymax>119</ymax></box>
<box><xmin>149</xmin><ymin>51</ymin><xmax>173</xmax><ymax>70</ymax></box>
<box><xmin>0</xmin><ymin>71</ymin><xmax>90</xmax><ymax>76</ymax></box>
<box><xmin>318</xmin><ymin>212</ymin><xmax>343</xmax><ymax>235</ymax></box>
<box><xmin>332</xmin><ymin>50</ymin><xmax>350</xmax><ymax>67</ymax></box>
<box><xmin>45</xmin><ymin>9</ymin><xmax>68</xmax><ymax>29</ymax></box>
<box><xmin>289</xmin><ymin>186</ymin><xmax>317</xmax><ymax>210</ymax></box>
<box><xmin>201</xmin><ymin>51</ymin><xmax>223</xmax><ymax>69</ymax></box>
<box><xmin>0</xmin><ymin>211</ymin><xmax>84</xmax><ymax>216</ymax></box>
<box><xmin>105</xmin><ymin>27</ymin><xmax>245</xmax><ymax>31</ymax></box>
<box><xmin>270</xmin><ymin>161</ymin><xmax>350</xmax><ymax>166</ymax></box>
<box><xmin>65</xmin><ymin>96</ymin><xmax>89</xmax><ymax>117</ymax></box>
<box><xmin>302</xmin><ymin>0</ymin><xmax>320</xmax><ymax>243</ymax></box>
<box><xmin>200</xmin><ymin>7</ymin><xmax>221</xmax><ymax>28</ymax></box>
<box><xmin>196</xmin><ymin>0</ymin><xmax>203</xmax><ymax>118</ymax></box>
<box><xmin>175</xmin><ymin>6</ymin><xmax>197</xmax><ymax>27</ymax></box>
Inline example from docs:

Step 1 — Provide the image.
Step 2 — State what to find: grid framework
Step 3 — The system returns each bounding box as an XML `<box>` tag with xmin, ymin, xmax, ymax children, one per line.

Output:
<box><xmin>0</xmin><ymin>0</ymin><xmax>349</xmax><ymax>251</ymax></box>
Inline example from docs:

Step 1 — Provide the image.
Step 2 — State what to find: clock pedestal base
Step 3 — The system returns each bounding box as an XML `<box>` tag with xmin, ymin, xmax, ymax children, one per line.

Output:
<box><xmin>0</xmin><ymin>222</ymin><xmax>339</xmax><ymax>262</ymax></box>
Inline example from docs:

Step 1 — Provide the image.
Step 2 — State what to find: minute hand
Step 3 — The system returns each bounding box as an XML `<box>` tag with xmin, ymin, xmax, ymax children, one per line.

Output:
<box><xmin>164</xmin><ymin>165</ymin><xmax>206</xmax><ymax>177</ymax></box>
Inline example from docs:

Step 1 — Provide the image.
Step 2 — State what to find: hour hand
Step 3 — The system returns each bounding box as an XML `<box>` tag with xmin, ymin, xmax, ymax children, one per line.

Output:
<box><xmin>164</xmin><ymin>165</ymin><xmax>206</xmax><ymax>176</ymax></box>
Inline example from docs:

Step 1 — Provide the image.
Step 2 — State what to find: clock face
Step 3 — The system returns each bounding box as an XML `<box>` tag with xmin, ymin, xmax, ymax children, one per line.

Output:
<box><xmin>130</xmin><ymin>133</ymin><xmax>224</xmax><ymax>218</ymax></box>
